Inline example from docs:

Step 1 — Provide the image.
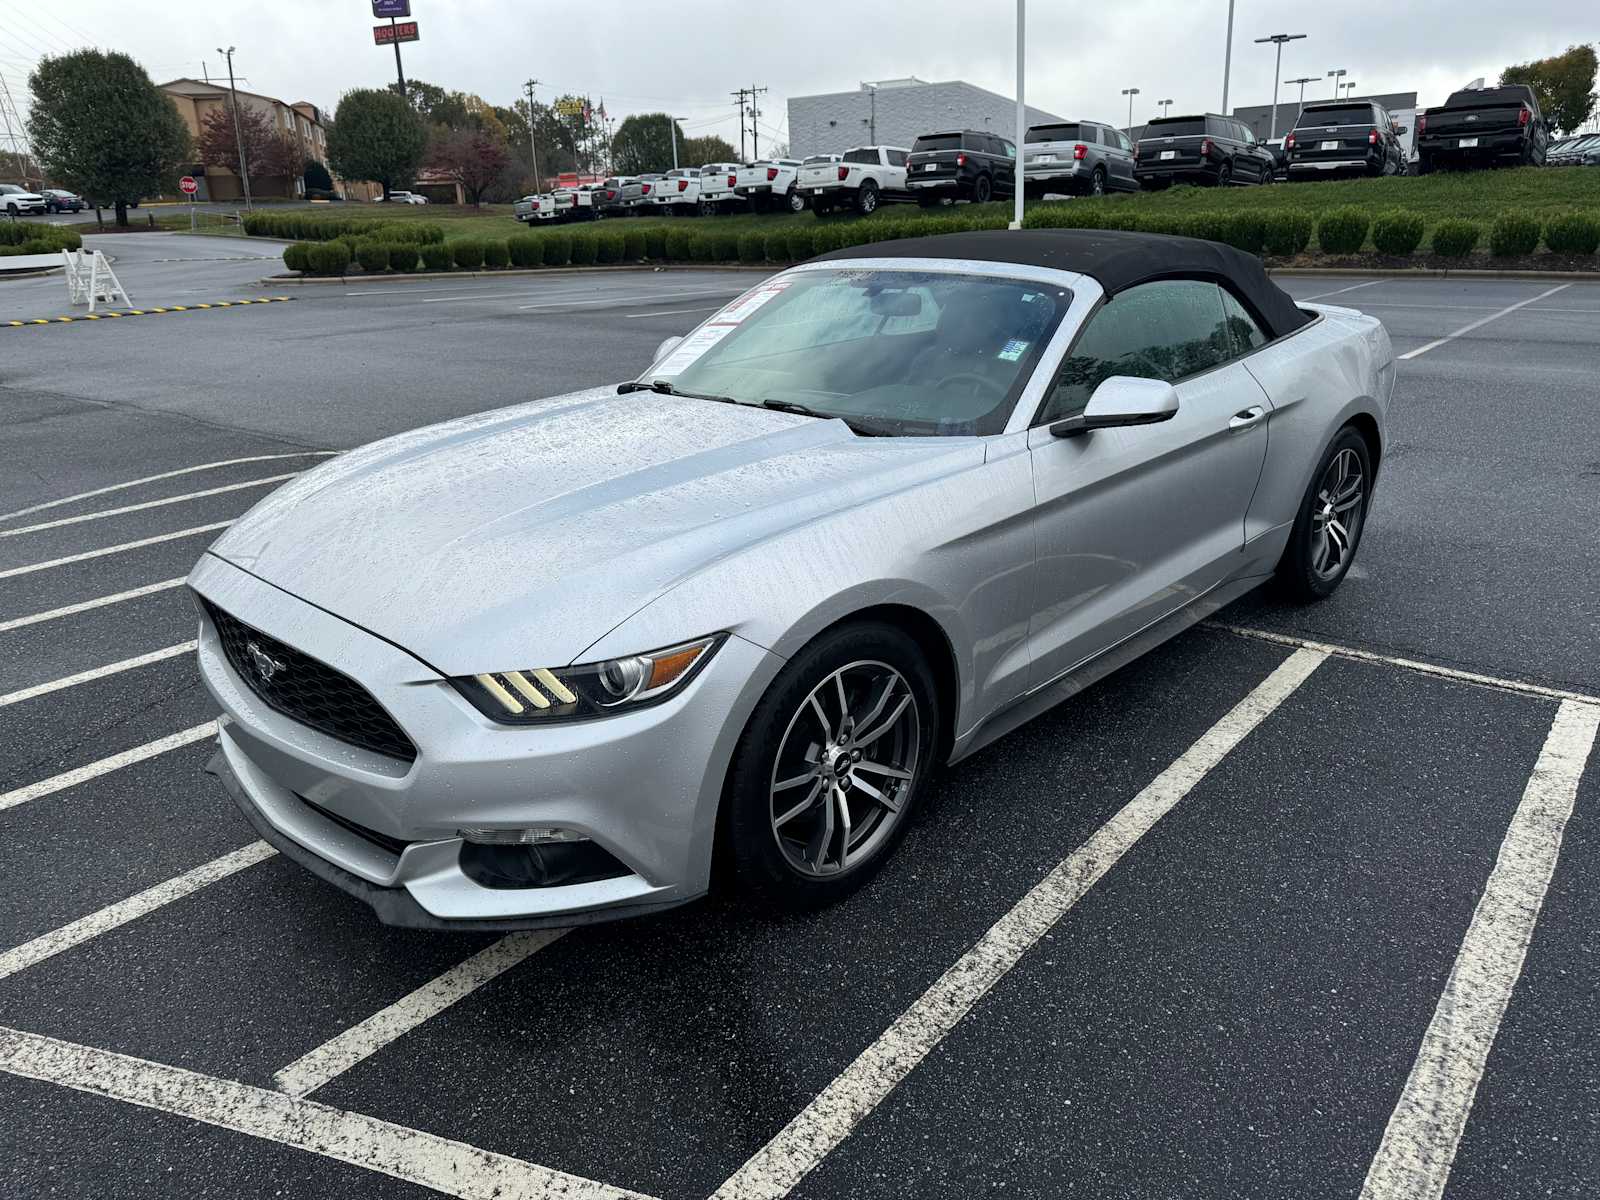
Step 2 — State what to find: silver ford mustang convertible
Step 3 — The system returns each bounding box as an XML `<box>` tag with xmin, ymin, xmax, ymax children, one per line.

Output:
<box><xmin>191</xmin><ymin>229</ymin><xmax>1394</xmax><ymax>929</ymax></box>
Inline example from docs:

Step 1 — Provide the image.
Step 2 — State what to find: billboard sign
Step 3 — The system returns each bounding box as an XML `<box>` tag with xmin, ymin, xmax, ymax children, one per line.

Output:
<box><xmin>373</xmin><ymin>20</ymin><xmax>419</xmax><ymax>44</ymax></box>
<box><xmin>372</xmin><ymin>0</ymin><xmax>411</xmax><ymax>16</ymax></box>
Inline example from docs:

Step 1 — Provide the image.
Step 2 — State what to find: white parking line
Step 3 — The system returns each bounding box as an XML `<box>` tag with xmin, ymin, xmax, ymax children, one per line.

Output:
<box><xmin>0</xmin><ymin>1026</ymin><xmax>657</xmax><ymax>1200</ymax></box>
<box><xmin>0</xmin><ymin>473</ymin><xmax>296</xmax><ymax>540</ymax></box>
<box><xmin>1360</xmin><ymin>700</ymin><xmax>1600</xmax><ymax>1200</ymax></box>
<box><xmin>0</xmin><ymin>522</ymin><xmax>230</xmax><ymax>580</ymax></box>
<box><xmin>0</xmin><ymin>842</ymin><xmax>276</xmax><ymax>982</ymax></box>
<box><xmin>0</xmin><ymin>642</ymin><xmax>195</xmax><ymax>708</ymax></box>
<box><xmin>0</xmin><ymin>453</ymin><xmax>332</xmax><ymax>525</ymax></box>
<box><xmin>1398</xmin><ymin>284</ymin><xmax>1572</xmax><ymax>360</ymax></box>
<box><xmin>1299</xmin><ymin>279</ymin><xmax>1386</xmax><ymax>301</ymax></box>
<box><xmin>1213</xmin><ymin>624</ymin><xmax>1600</xmax><ymax>706</ymax></box>
<box><xmin>274</xmin><ymin>930</ymin><xmax>567</xmax><ymax>1099</ymax></box>
<box><xmin>0</xmin><ymin>577</ymin><xmax>188</xmax><ymax>633</ymax></box>
<box><xmin>0</xmin><ymin>722</ymin><xmax>216</xmax><ymax>813</ymax></box>
<box><xmin>624</xmin><ymin>305</ymin><xmax>723</xmax><ymax>319</ymax></box>
<box><xmin>517</xmin><ymin>287</ymin><xmax>743</xmax><ymax>311</ymax></box>
<box><xmin>713</xmin><ymin>647</ymin><xmax>1328</xmax><ymax>1199</ymax></box>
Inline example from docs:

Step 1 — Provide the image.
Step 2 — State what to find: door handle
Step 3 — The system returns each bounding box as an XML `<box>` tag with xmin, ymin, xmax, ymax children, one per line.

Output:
<box><xmin>1228</xmin><ymin>406</ymin><xmax>1266</xmax><ymax>430</ymax></box>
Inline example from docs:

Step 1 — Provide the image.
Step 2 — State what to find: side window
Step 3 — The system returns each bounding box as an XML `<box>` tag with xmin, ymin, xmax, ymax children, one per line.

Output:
<box><xmin>887</xmin><ymin>149</ymin><xmax>908</xmax><ymax>167</ymax></box>
<box><xmin>1040</xmin><ymin>281</ymin><xmax>1234</xmax><ymax>423</ymax></box>
<box><xmin>1219</xmin><ymin>288</ymin><xmax>1268</xmax><ymax>355</ymax></box>
<box><xmin>1002</xmin><ymin>139</ymin><xmax>1017</xmax><ymax>158</ymax></box>
<box><xmin>1116</xmin><ymin>130</ymin><xmax>1133</xmax><ymax>152</ymax></box>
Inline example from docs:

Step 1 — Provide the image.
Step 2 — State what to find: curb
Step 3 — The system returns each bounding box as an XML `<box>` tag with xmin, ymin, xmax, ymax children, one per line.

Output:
<box><xmin>260</xmin><ymin>264</ymin><xmax>778</xmax><ymax>286</ymax></box>
<box><xmin>1267</xmin><ymin>266</ymin><xmax>1600</xmax><ymax>282</ymax></box>
<box><xmin>4</xmin><ymin>295</ymin><xmax>294</xmax><ymax>330</ymax></box>
<box><xmin>0</xmin><ymin>266</ymin><xmax>65</xmax><ymax>279</ymax></box>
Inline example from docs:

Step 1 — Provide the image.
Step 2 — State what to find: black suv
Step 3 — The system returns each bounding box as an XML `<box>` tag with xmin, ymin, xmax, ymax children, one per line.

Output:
<box><xmin>1134</xmin><ymin>114</ymin><xmax>1275</xmax><ymax>188</ymax></box>
<box><xmin>1285</xmin><ymin>101</ymin><xmax>1407</xmax><ymax>179</ymax></box>
<box><xmin>905</xmin><ymin>130</ymin><xmax>1016</xmax><ymax>205</ymax></box>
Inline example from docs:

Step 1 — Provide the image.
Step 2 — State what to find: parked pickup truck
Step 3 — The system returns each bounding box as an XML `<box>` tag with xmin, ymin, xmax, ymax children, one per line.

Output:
<box><xmin>512</xmin><ymin>194</ymin><xmax>548</xmax><ymax>222</ymax></box>
<box><xmin>697</xmin><ymin>162</ymin><xmax>745</xmax><ymax>213</ymax></box>
<box><xmin>804</xmin><ymin>147</ymin><xmax>908</xmax><ymax>215</ymax></box>
<box><xmin>619</xmin><ymin>174</ymin><xmax>666</xmax><ymax>212</ymax></box>
<box><xmin>736</xmin><ymin>159</ymin><xmax>805</xmax><ymax>212</ymax></box>
<box><xmin>653</xmin><ymin>168</ymin><xmax>702</xmax><ymax>214</ymax></box>
<box><xmin>1416</xmin><ymin>85</ymin><xmax>1550</xmax><ymax>172</ymax></box>
<box><xmin>552</xmin><ymin>184</ymin><xmax>603</xmax><ymax>220</ymax></box>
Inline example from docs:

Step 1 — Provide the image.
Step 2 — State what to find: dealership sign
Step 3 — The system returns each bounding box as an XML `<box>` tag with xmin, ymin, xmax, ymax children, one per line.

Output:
<box><xmin>373</xmin><ymin>20</ymin><xmax>419</xmax><ymax>44</ymax></box>
<box><xmin>372</xmin><ymin>0</ymin><xmax>411</xmax><ymax>16</ymax></box>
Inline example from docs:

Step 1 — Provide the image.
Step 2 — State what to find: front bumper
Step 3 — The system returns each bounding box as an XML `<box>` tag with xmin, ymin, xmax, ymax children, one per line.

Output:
<box><xmin>189</xmin><ymin>552</ymin><xmax>781</xmax><ymax>929</ymax></box>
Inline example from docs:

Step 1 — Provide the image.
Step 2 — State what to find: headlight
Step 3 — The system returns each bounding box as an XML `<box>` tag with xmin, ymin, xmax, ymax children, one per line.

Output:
<box><xmin>451</xmin><ymin>634</ymin><xmax>724</xmax><ymax>724</ymax></box>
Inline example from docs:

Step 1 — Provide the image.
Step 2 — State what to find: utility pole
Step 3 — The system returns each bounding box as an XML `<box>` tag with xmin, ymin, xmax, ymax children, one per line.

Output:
<box><xmin>731</xmin><ymin>88</ymin><xmax>748</xmax><ymax>160</ymax></box>
<box><xmin>1121</xmin><ymin>87</ymin><xmax>1141</xmax><ymax>132</ymax></box>
<box><xmin>389</xmin><ymin>17</ymin><xmax>406</xmax><ymax>95</ymax></box>
<box><xmin>524</xmin><ymin>79</ymin><xmax>542</xmax><ymax>193</ymax></box>
<box><xmin>668</xmin><ymin>115</ymin><xmax>683</xmax><ymax>169</ymax></box>
<box><xmin>1254</xmin><ymin>34</ymin><xmax>1306</xmax><ymax>141</ymax></box>
<box><xmin>864</xmin><ymin>83</ymin><xmax>878</xmax><ymax>143</ymax></box>
<box><xmin>1285</xmin><ymin>76</ymin><xmax>1317</xmax><ymax>124</ymax></box>
<box><xmin>216</xmin><ymin>47</ymin><xmax>253</xmax><ymax>212</ymax></box>
<box><xmin>747</xmin><ymin>85</ymin><xmax>767</xmax><ymax>158</ymax></box>
<box><xmin>1221</xmin><ymin>0</ymin><xmax>1237</xmax><ymax>113</ymax></box>
<box><xmin>1012</xmin><ymin>0</ymin><xmax>1025</xmax><ymax>230</ymax></box>
<box><xmin>1328</xmin><ymin>68</ymin><xmax>1347</xmax><ymax>101</ymax></box>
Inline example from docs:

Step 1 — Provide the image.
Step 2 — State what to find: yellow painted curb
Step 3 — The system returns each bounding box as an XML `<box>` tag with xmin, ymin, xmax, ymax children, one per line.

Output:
<box><xmin>3</xmin><ymin>296</ymin><xmax>294</xmax><ymax>330</ymax></box>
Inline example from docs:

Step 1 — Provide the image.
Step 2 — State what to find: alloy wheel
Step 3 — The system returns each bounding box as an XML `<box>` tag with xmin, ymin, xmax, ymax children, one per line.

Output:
<box><xmin>769</xmin><ymin>660</ymin><xmax>921</xmax><ymax>878</ymax></box>
<box><xmin>1310</xmin><ymin>447</ymin><xmax>1364</xmax><ymax>579</ymax></box>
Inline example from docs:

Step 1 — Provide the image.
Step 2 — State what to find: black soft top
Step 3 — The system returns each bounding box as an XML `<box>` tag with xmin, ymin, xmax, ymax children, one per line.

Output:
<box><xmin>815</xmin><ymin>228</ymin><xmax>1312</xmax><ymax>339</ymax></box>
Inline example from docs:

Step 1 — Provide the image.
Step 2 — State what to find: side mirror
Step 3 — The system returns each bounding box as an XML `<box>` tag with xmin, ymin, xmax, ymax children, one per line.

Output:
<box><xmin>653</xmin><ymin>335</ymin><xmax>684</xmax><ymax>363</ymax></box>
<box><xmin>1395</xmin><ymin>125</ymin><xmax>1409</xmax><ymax>136</ymax></box>
<box><xmin>1050</xmin><ymin>376</ymin><xmax>1180</xmax><ymax>439</ymax></box>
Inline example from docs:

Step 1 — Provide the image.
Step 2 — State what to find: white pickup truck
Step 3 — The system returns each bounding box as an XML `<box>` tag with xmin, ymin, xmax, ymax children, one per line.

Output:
<box><xmin>802</xmin><ymin>146</ymin><xmax>911</xmax><ymax>215</ymax></box>
<box><xmin>513</xmin><ymin>194</ymin><xmax>568</xmax><ymax>223</ymax></box>
<box><xmin>653</xmin><ymin>168</ymin><xmax>702</xmax><ymax>214</ymax></box>
<box><xmin>735</xmin><ymin>158</ymin><xmax>805</xmax><ymax>212</ymax></box>
<box><xmin>696</xmin><ymin>162</ymin><xmax>745</xmax><ymax>213</ymax></box>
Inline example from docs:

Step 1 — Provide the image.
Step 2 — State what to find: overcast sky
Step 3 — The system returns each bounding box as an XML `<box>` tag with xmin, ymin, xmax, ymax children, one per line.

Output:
<box><xmin>2</xmin><ymin>0</ymin><xmax>1594</xmax><ymax>143</ymax></box>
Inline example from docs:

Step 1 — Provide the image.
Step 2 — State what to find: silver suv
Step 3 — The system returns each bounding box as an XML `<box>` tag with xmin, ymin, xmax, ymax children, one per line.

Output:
<box><xmin>1022</xmin><ymin>121</ymin><xmax>1137</xmax><ymax>197</ymax></box>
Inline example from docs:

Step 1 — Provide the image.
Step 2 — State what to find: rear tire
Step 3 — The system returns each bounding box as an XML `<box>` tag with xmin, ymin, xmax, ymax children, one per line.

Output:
<box><xmin>1216</xmin><ymin>162</ymin><xmax>1233</xmax><ymax>187</ymax></box>
<box><xmin>972</xmin><ymin>174</ymin><xmax>993</xmax><ymax>204</ymax></box>
<box><xmin>786</xmin><ymin>187</ymin><xmax>806</xmax><ymax>213</ymax></box>
<box><xmin>855</xmin><ymin>181</ymin><xmax>879</xmax><ymax>214</ymax></box>
<box><xmin>1088</xmin><ymin>167</ymin><xmax>1106</xmax><ymax>196</ymax></box>
<box><xmin>724</xmin><ymin>622</ymin><xmax>939</xmax><ymax>912</ymax></box>
<box><xmin>1277</xmin><ymin>427</ymin><xmax>1373</xmax><ymax>602</ymax></box>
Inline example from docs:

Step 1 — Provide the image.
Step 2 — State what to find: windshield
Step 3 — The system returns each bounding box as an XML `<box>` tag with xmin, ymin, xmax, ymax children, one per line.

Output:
<box><xmin>1026</xmin><ymin>124</ymin><xmax>1083</xmax><ymax>142</ymax></box>
<box><xmin>640</xmin><ymin>269</ymin><xmax>1070</xmax><ymax>437</ymax></box>
<box><xmin>1297</xmin><ymin>105</ymin><xmax>1372</xmax><ymax>127</ymax></box>
<box><xmin>912</xmin><ymin>134</ymin><xmax>962</xmax><ymax>153</ymax></box>
<box><xmin>1144</xmin><ymin>118</ymin><xmax>1206</xmax><ymax>138</ymax></box>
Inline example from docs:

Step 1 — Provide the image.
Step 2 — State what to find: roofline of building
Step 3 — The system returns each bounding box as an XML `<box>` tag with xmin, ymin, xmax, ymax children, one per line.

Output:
<box><xmin>160</xmin><ymin>78</ymin><xmax>326</xmax><ymax>124</ymax></box>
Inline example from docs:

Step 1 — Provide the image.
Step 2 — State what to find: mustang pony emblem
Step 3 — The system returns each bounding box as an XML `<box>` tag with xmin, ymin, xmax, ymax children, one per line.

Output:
<box><xmin>246</xmin><ymin>640</ymin><xmax>286</xmax><ymax>683</ymax></box>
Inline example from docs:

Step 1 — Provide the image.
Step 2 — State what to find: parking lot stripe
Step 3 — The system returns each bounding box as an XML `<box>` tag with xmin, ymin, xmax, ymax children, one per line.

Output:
<box><xmin>273</xmin><ymin>930</ymin><xmax>568</xmax><ymax>1099</ymax></box>
<box><xmin>0</xmin><ymin>577</ymin><xmax>188</xmax><ymax>633</ymax></box>
<box><xmin>0</xmin><ymin>1026</ymin><xmax>657</xmax><ymax>1200</ymax></box>
<box><xmin>0</xmin><ymin>473</ymin><xmax>297</xmax><ymax>540</ymax></box>
<box><xmin>0</xmin><ymin>722</ymin><xmax>216</xmax><ymax>813</ymax></box>
<box><xmin>624</xmin><ymin>305</ymin><xmax>723</xmax><ymax>319</ymax></box>
<box><xmin>516</xmin><ymin>287</ymin><xmax>743</xmax><ymax>311</ymax></box>
<box><xmin>713</xmin><ymin>646</ymin><xmax>1328</xmax><ymax>1200</ymax></box>
<box><xmin>0</xmin><ymin>453</ymin><xmax>334</xmax><ymax>524</ymax></box>
<box><xmin>1214</xmin><ymin>624</ymin><xmax>1600</xmax><ymax>706</ymax></box>
<box><xmin>1359</xmin><ymin>700</ymin><xmax>1600</xmax><ymax>1200</ymax></box>
<box><xmin>1299</xmin><ymin>279</ymin><xmax>1386</xmax><ymax>301</ymax></box>
<box><xmin>0</xmin><ymin>522</ymin><xmax>231</xmax><ymax>580</ymax></box>
<box><xmin>0</xmin><ymin>842</ymin><xmax>276</xmax><ymax>980</ymax></box>
<box><xmin>1397</xmin><ymin>284</ymin><xmax>1572</xmax><ymax>360</ymax></box>
<box><xmin>0</xmin><ymin>642</ymin><xmax>196</xmax><ymax>708</ymax></box>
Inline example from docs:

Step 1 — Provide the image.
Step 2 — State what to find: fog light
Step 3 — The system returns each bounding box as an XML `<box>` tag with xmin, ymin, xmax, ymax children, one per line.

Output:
<box><xmin>457</xmin><ymin>826</ymin><xmax>587</xmax><ymax>845</ymax></box>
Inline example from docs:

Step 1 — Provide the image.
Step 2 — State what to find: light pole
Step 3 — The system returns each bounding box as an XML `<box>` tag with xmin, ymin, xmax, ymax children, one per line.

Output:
<box><xmin>1011</xmin><ymin>0</ymin><xmax>1026</xmax><ymax>230</ymax></box>
<box><xmin>216</xmin><ymin>47</ymin><xmax>252</xmax><ymax>212</ymax></box>
<box><xmin>668</xmin><ymin>116</ymin><xmax>684</xmax><ymax>169</ymax></box>
<box><xmin>1343</xmin><ymin>82</ymin><xmax>1359</xmax><ymax>99</ymax></box>
<box><xmin>1253</xmin><ymin>34</ymin><xmax>1306</xmax><ymax>141</ymax></box>
<box><xmin>1121</xmin><ymin>87</ymin><xmax>1141</xmax><ymax>132</ymax></box>
<box><xmin>1285</xmin><ymin>76</ymin><xmax>1317</xmax><ymax>124</ymax></box>
<box><xmin>524</xmin><ymin>80</ymin><xmax>541</xmax><ymax>193</ymax></box>
<box><xmin>1158</xmin><ymin>98</ymin><xmax>1174</xmax><ymax>119</ymax></box>
<box><xmin>1221</xmin><ymin>0</ymin><xmax>1237</xmax><ymax>112</ymax></box>
<box><xmin>1328</xmin><ymin>68</ymin><xmax>1347</xmax><ymax>101</ymax></box>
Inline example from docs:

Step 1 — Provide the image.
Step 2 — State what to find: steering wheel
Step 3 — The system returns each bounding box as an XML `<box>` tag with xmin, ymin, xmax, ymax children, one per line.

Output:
<box><xmin>937</xmin><ymin>372</ymin><xmax>1002</xmax><ymax>397</ymax></box>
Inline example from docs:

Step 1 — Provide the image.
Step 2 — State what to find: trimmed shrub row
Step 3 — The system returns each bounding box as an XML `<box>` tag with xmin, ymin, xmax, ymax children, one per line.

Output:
<box><xmin>243</xmin><ymin>210</ymin><xmax>444</xmax><ymax>243</ymax></box>
<box><xmin>0</xmin><ymin>222</ymin><xmax>83</xmax><ymax>253</ymax></box>
<box><xmin>281</xmin><ymin>206</ymin><xmax>1600</xmax><ymax>275</ymax></box>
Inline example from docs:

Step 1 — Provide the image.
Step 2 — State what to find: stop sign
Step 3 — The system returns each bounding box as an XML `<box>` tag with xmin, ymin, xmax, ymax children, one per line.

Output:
<box><xmin>179</xmin><ymin>176</ymin><xmax>198</xmax><ymax>195</ymax></box>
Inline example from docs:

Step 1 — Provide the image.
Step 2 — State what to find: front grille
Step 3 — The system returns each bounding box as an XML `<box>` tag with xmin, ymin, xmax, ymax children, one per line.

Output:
<box><xmin>202</xmin><ymin>598</ymin><xmax>418</xmax><ymax>763</ymax></box>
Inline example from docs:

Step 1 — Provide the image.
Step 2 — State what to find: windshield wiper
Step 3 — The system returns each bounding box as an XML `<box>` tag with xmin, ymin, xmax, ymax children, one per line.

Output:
<box><xmin>760</xmin><ymin>399</ymin><xmax>890</xmax><ymax>437</ymax></box>
<box><xmin>617</xmin><ymin>379</ymin><xmax>739</xmax><ymax>405</ymax></box>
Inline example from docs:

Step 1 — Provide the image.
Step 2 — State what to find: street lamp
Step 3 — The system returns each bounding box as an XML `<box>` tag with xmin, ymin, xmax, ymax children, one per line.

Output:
<box><xmin>1253</xmin><ymin>34</ymin><xmax>1306</xmax><ymax>141</ymax></box>
<box><xmin>1221</xmin><ymin>0</ymin><xmax>1237</xmax><ymax>112</ymax></box>
<box><xmin>216</xmin><ymin>46</ymin><xmax>252</xmax><ymax>211</ymax></box>
<box><xmin>1285</xmin><ymin>76</ymin><xmax>1318</xmax><ymax>124</ymax></box>
<box><xmin>1328</xmin><ymin>68</ymin><xmax>1347</xmax><ymax>101</ymax></box>
<box><xmin>1121</xmin><ymin>87</ymin><xmax>1141</xmax><ymax>132</ymax></box>
<box><xmin>1012</xmin><ymin>0</ymin><xmax>1025</xmax><ymax>230</ymax></box>
<box><xmin>1342</xmin><ymin>82</ymin><xmax>1359</xmax><ymax>98</ymax></box>
<box><xmin>667</xmin><ymin>115</ymin><xmax>686</xmax><ymax>170</ymax></box>
<box><xmin>1158</xmin><ymin>98</ymin><xmax>1174</xmax><ymax>118</ymax></box>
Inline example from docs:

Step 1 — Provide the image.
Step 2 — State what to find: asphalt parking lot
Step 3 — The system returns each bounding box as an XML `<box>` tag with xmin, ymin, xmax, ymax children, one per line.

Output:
<box><xmin>1</xmin><ymin>235</ymin><xmax>1597</xmax><ymax>1199</ymax></box>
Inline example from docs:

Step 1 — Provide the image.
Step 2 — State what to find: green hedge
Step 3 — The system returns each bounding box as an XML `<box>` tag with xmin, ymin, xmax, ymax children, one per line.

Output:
<box><xmin>664</xmin><ymin>228</ymin><xmax>692</xmax><ymax>260</ymax></box>
<box><xmin>0</xmin><ymin>222</ymin><xmax>82</xmax><ymax>251</ymax></box>
<box><xmin>307</xmin><ymin>241</ymin><xmax>350</xmax><ymax>275</ymax></box>
<box><xmin>596</xmin><ymin>230</ymin><xmax>625</xmax><ymax>264</ymax></box>
<box><xmin>1431</xmin><ymin>220</ymin><xmax>1480</xmax><ymax>258</ymax></box>
<box><xmin>569</xmin><ymin>232</ymin><xmax>598</xmax><ymax>265</ymax></box>
<box><xmin>764</xmin><ymin>230</ymin><xmax>791</xmax><ymax>262</ymax></box>
<box><xmin>1544</xmin><ymin>212</ymin><xmax>1600</xmax><ymax>256</ymax></box>
<box><xmin>544</xmin><ymin>231</ymin><xmax>572</xmax><ymax>266</ymax></box>
<box><xmin>282</xmin><ymin>242</ymin><xmax>311</xmax><ymax>272</ymax></box>
<box><xmin>644</xmin><ymin>226</ymin><xmax>669</xmax><ymax>260</ymax></box>
<box><xmin>451</xmin><ymin>239</ymin><xmax>485</xmax><ymax>270</ymax></box>
<box><xmin>1262</xmin><ymin>211</ymin><xmax>1314</xmax><ymax>256</ymax></box>
<box><xmin>421</xmin><ymin>242</ymin><xmax>453</xmax><ymax>271</ymax></box>
<box><xmin>1317</xmin><ymin>208</ymin><xmax>1370</xmax><ymax>255</ymax></box>
<box><xmin>622</xmin><ymin>229</ymin><xmax>647</xmax><ymax>261</ymax></box>
<box><xmin>482</xmin><ymin>239</ymin><xmax>510</xmax><ymax>268</ymax></box>
<box><xmin>1489</xmin><ymin>211</ymin><xmax>1541</xmax><ymax>257</ymax></box>
<box><xmin>241</xmin><ymin>211</ymin><xmax>445</xmax><ymax>243</ymax></box>
<box><xmin>1371</xmin><ymin>210</ymin><xmax>1426</xmax><ymax>257</ymax></box>
<box><xmin>507</xmin><ymin>234</ymin><xmax>541</xmax><ymax>267</ymax></box>
<box><xmin>356</xmin><ymin>243</ymin><xmax>390</xmax><ymax>273</ymax></box>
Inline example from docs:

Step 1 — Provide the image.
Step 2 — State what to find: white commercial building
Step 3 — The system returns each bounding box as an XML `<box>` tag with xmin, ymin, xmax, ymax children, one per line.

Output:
<box><xmin>788</xmin><ymin>77</ymin><xmax>1066</xmax><ymax>157</ymax></box>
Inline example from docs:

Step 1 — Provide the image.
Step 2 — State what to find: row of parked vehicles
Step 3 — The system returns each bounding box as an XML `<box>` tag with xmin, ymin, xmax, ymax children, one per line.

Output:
<box><xmin>0</xmin><ymin>184</ymin><xmax>87</xmax><ymax>215</ymax></box>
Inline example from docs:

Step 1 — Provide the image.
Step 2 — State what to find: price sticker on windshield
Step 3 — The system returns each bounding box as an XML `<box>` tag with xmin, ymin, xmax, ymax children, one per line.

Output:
<box><xmin>711</xmin><ymin>280</ymin><xmax>791</xmax><ymax>325</ymax></box>
<box><xmin>652</xmin><ymin>325</ymin><xmax>735</xmax><ymax>376</ymax></box>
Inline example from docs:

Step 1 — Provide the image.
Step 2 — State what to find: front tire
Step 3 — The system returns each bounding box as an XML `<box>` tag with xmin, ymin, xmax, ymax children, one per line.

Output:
<box><xmin>972</xmin><ymin>174</ymin><xmax>993</xmax><ymax>204</ymax></box>
<box><xmin>786</xmin><ymin>187</ymin><xmax>806</xmax><ymax>213</ymax></box>
<box><xmin>1216</xmin><ymin>162</ymin><xmax>1233</xmax><ymax>187</ymax></box>
<box><xmin>1088</xmin><ymin>167</ymin><xmax>1106</xmax><ymax>196</ymax></box>
<box><xmin>855</xmin><ymin>180</ymin><xmax>879</xmax><ymax>214</ymax></box>
<box><xmin>1277</xmin><ymin>427</ymin><xmax>1373</xmax><ymax>602</ymax></box>
<box><xmin>724</xmin><ymin>622</ymin><xmax>939</xmax><ymax>911</ymax></box>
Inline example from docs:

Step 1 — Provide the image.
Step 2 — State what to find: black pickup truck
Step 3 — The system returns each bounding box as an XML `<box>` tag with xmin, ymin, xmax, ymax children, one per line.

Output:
<box><xmin>1416</xmin><ymin>85</ymin><xmax>1550</xmax><ymax>172</ymax></box>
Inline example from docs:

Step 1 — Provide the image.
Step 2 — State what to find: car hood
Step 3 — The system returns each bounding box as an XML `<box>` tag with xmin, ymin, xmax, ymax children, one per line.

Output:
<box><xmin>207</xmin><ymin>387</ymin><xmax>982</xmax><ymax>675</ymax></box>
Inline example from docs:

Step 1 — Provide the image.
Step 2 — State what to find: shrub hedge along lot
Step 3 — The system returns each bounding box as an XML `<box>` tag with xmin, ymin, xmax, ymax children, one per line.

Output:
<box><xmin>0</xmin><ymin>222</ymin><xmax>83</xmax><ymax>255</ymax></box>
<box><xmin>271</xmin><ymin>167</ymin><xmax>1600</xmax><ymax>274</ymax></box>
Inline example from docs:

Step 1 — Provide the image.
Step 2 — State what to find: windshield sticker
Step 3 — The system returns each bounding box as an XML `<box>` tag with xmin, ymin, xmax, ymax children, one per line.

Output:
<box><xmin>712</xmin><ymin>280</ymin><xmax>792</xmax><ymax>325</ymax></box>
<box><xmin>651</xmin><ymin>324</ymin><xmax>735</xmax><ymax>377</ymax></box>
<box><xmin>997</xmin><ymin>339</ymin><xmax>1030</xmax><ymax>362</ymax></box>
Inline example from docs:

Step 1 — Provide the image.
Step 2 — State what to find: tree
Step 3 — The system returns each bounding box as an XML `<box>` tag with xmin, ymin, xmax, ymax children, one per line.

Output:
<box><xmin>1502</xmin><ymin>45</ymin><xmax>1598</xmax><ymax>135</ymax></box>
<box><xmin>612</xmin><ymin>112</ymin><xmax>688</xmax><ymax>174</ymax></box>
<box><xmin>428</xmin><ymin>128</ymin><xmax>509</xmax><ymax>207</ymax></box>
<box><xmin>197</xmin><ymin>103</ymin><xmax>297</xmax><ymax>188</ymax></box>
<box><xmin>304</xmin><ymin>158</ymin><xmax>334</xmax><ymax>193</ymax></box>
<box><xmin>26</xmin><ymin>50</ymin><xmax>191</xmax><ymax>226</ymax></box>
<box><xmin>326</xmin><ymin>88</ymin><xmax>427</xmax><ymax>199</ymax></box>
<box><xmin>683</xmin><ymin>134</ymin><xmax>737</xmax><ymax>166</ymax></box>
